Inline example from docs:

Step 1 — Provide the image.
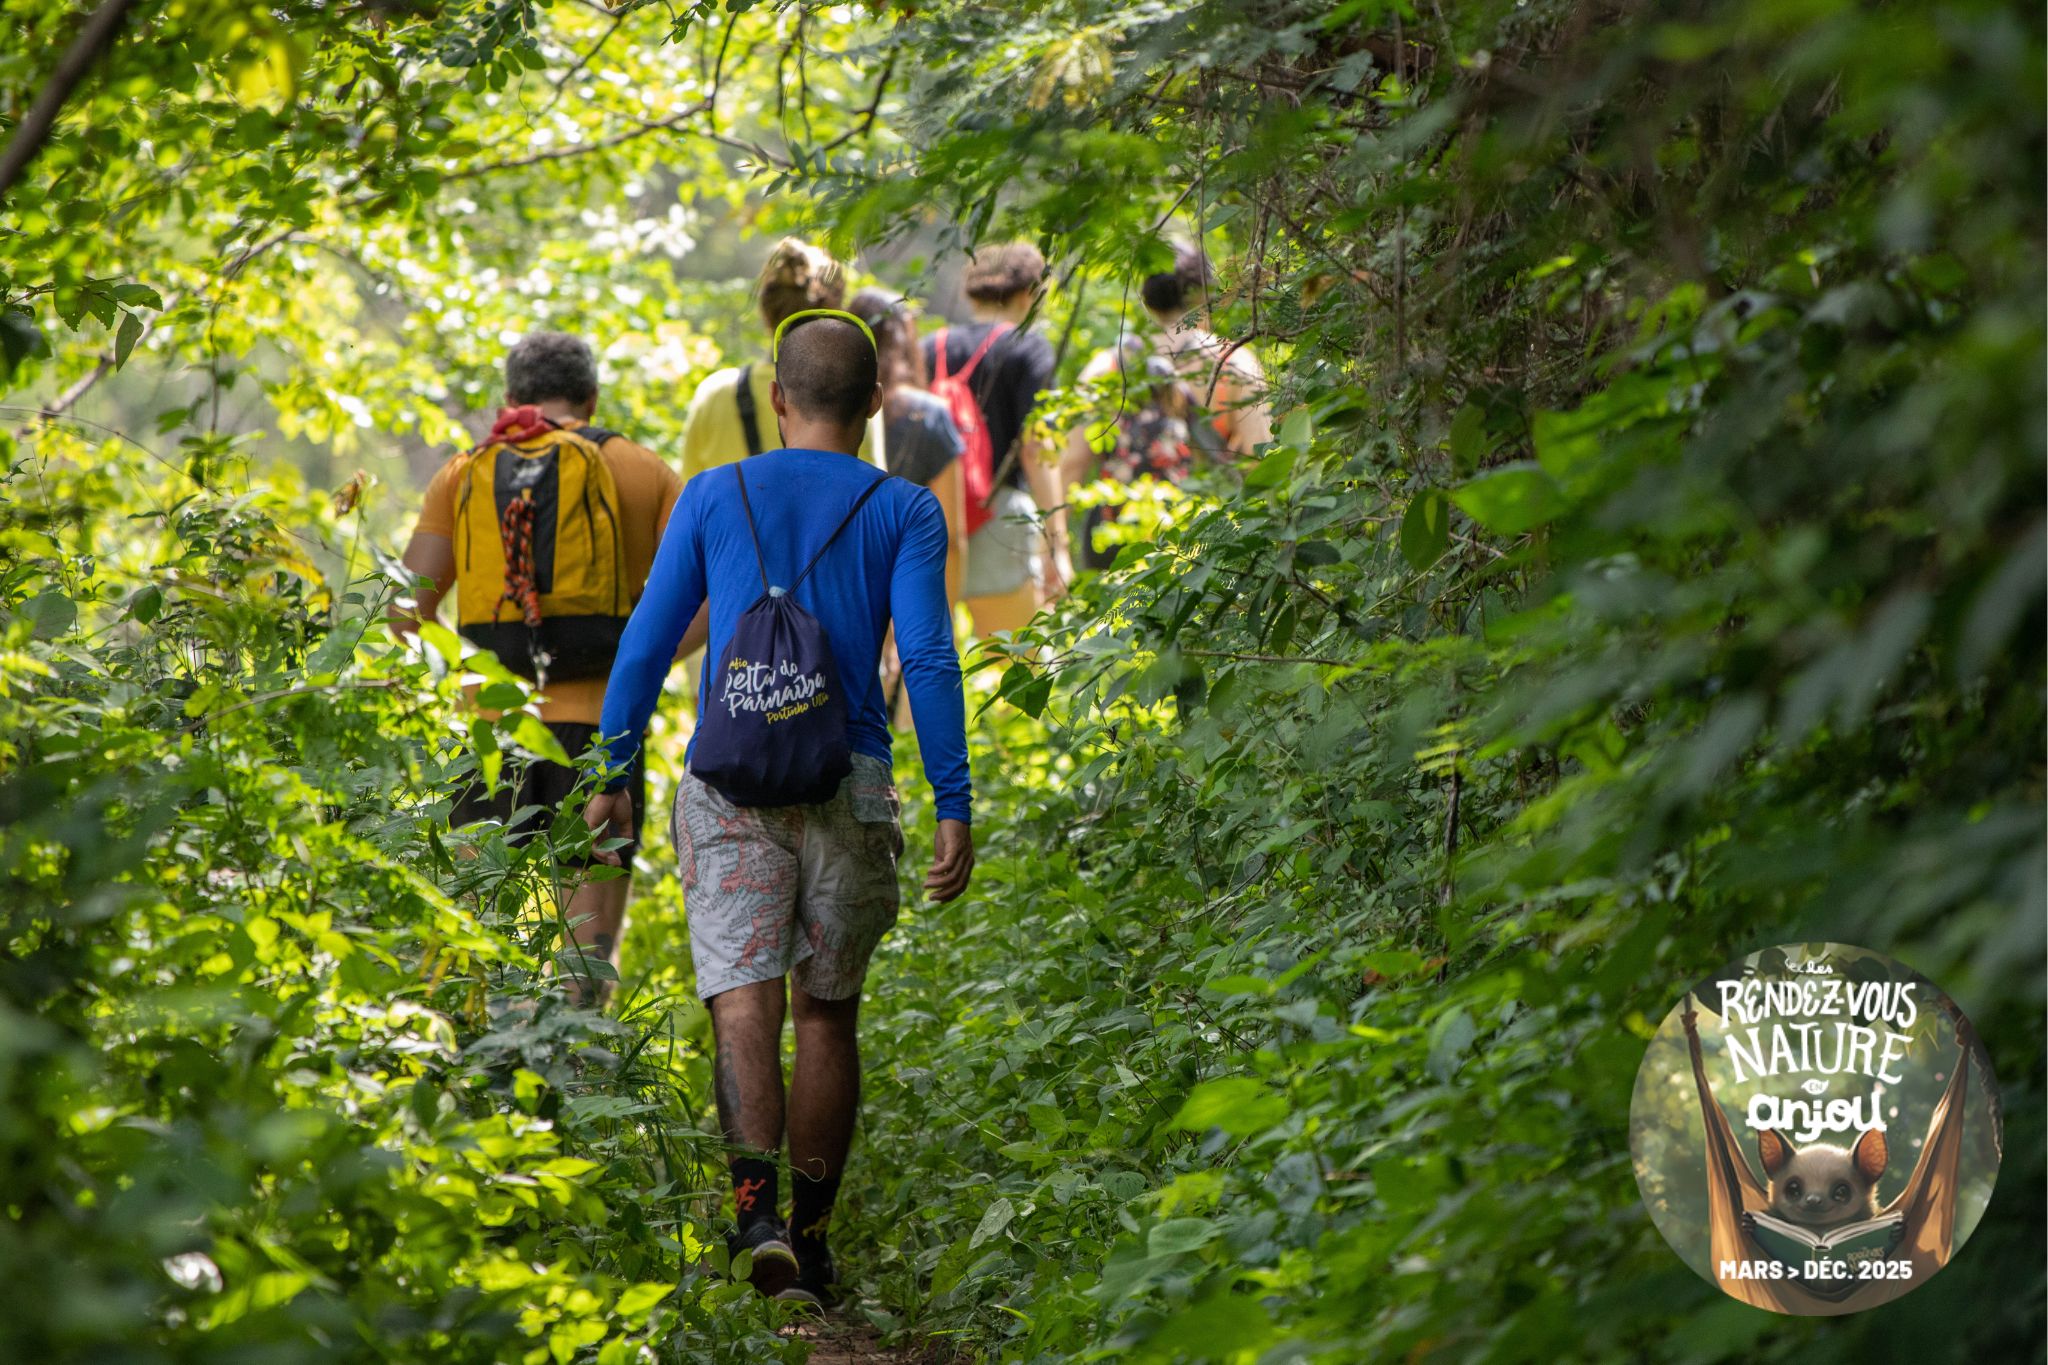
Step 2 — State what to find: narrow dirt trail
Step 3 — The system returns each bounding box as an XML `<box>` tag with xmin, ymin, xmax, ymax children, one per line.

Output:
<box><xmin>784</xmin><ymin>1319</ymin><xmax>919</xmax><ymax>1363</ymax></box>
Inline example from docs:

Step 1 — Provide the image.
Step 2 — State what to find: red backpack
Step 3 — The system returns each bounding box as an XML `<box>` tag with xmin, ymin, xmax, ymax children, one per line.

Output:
<box><xmin>930</xmin><ymin>324</ymin><xmax>1011</xmax><ymax>536</ymax></box>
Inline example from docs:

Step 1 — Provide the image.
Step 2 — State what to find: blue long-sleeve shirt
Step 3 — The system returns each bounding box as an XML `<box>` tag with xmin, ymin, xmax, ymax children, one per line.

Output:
<box><xmin>597</xmin><ymin>447</ymin><xmax>971</xmax><ymax>822</ymax></box>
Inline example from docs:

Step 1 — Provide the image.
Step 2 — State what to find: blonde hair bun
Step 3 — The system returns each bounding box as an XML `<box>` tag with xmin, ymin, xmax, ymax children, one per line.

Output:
<box><xmin>757</xmin><ymin>237</ymin><xmax>847</xmax><ymax>329</ymax></box>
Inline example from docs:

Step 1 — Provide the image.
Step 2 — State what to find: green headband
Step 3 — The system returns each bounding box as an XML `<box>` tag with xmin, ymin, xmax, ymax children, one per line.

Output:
<box><xmin>772</xmin><ymin>308</ymin><xmax>878</xmax><ymax>362</ymax></box>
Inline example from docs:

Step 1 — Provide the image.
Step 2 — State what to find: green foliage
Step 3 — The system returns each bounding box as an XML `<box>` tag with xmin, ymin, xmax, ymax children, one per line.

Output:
<box><xmin>829</xmin><ymin>0</ymin><xmax>2045</xmax><ymax>1360</ymax></box>
<box><xmin>1</xmin><ymin>0</ymin><xmax>898</xmax><ymax>503</ymax></box>
<box><xmin>0</xmin><ymin>446</ymin><xmax>808</xmax><ymax>1362</ymax></box>
<box><xmin>4</xmin><ymin>0</ymin><xmax>2043</xmax><ymax>1362</ymax></box>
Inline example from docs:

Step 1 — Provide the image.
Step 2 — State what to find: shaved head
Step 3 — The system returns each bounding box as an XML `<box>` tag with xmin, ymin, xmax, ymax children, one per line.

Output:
<box><xmin>774</xmin><ymin>316</ymin><xmax>878</xmax><ymax>426</ymax></box>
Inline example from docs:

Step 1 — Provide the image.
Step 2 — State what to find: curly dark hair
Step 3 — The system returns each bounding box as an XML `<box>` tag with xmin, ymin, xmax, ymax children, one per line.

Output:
<box><xmin>1140</xmin><ymin>241</ymin><xmax>1212</xmax><ymax>318</ymax></box>
<box><xmin>503</xmin><ymin>331</ymin><xmax>598</xmax><ymax>406</ymax></box>
<box><xmin>962</xmin><ymin>241</ymin><xmax>1047</xmax><ymax>303</ymax></box>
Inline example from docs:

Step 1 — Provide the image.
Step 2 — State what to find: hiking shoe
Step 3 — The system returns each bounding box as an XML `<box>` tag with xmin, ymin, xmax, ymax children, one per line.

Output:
<box><xmin>774</xmin><ymin>1243</ymin><xmax>838</xmax><ymax>1312</ymax></box>
<box><xmin>729</xmin><ymin>1217</ymin><xmax>800</xmax><ymax>1298</ymax></box>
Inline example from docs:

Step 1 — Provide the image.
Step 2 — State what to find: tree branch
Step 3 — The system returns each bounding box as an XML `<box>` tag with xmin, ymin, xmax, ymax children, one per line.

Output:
<box><xmin>1180</xmin><ymin>647</ymin><xmax>1356</xmax><ymax>668</ymax></box>
<box><xmin>17</xmin><ymin>223</ymin><xmax>294</xmax><ymax>435</ymax></box>
<box><xmin>440</xmin><ymin>98</ymin><xmax>716</xmax><ymax>181</ymax></box>
<box><xmin>0</xmin><ymin>0</ymin><xmax>139</xmax><ymax>200</ymax></box>
<box><xmin>531</xmin><ymin>8</ymin><xmax>630</xmax><ymax>123</ymax></box>
<box><xmin>812</xmin><ymin>48</ymin><xmax>898</xmax><ymax>156</ymax></box>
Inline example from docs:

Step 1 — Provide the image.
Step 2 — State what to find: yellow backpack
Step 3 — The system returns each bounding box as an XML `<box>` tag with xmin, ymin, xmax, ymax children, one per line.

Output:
<box><xmin>450</xmin><ymin>421</ymin><xmax>629</xmax><ymax>681</ymax></box>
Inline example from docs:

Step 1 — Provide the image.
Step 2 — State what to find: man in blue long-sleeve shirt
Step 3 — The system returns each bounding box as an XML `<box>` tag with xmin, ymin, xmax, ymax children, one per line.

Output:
<box><xmin>584</xmin><ymin>313</ymin><xmax>972</xmax><ymax>1308</ymax></box>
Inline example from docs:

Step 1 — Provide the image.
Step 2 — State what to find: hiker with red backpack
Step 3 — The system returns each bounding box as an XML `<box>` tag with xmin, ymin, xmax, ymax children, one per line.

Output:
<box><xmin>1061</xmin><ymin>242</ymin><xmax>1274</xmax><ymax>568</ymax></box>
<box><xmin>393</xmin><ymin>331</ymin><xmax>683</xmax><ymax>1003</ymax></box>
<box><xmin>584</xmin><ymin>311</ymin><xmax>973</xmax><ymax>1309</ymax></box>
<box><xmin>923</xmin><ymin>241</ymin><xmax>1071</xmax><ymax>635</ymax></box>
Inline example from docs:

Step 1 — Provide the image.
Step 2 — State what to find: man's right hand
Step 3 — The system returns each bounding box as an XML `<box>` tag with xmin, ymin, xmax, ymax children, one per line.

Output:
<box><xmin>924</xmin><ymin>818</ymin><xmax>974</xmax><ymax>902</ymax></box>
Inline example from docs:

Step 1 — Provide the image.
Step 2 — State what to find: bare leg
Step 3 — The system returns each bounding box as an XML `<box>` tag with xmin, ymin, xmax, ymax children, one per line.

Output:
<box><xmin>561</xmin><ymin>876</ymin><xmax>629</xmax><ymax>1007</ymax></box>
<box><xmin>708</xmin><ymin>979</ymin><xmax>788</xmax><ymax>1153</ymax></box>
<box><xmin>966</xmin><ymin>579</ymin><xmax>1038</xmax><ymax>637</ymax></box>
<box><xmin>788</xmin><ymin>986</ymin><xmax>861</xmax><ymax>1183</ymax></box>
<box><xmin>787</xmin><ymin>985</ymin><xmax>860</xmax><ymax>1253</ymax></box>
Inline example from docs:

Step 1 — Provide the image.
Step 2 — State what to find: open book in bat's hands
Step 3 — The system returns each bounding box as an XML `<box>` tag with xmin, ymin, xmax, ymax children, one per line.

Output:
<box><xmin>1740</xmin><ymin>1210</ymin><xmax>1907</xmax><ymax>1298</ymax></box>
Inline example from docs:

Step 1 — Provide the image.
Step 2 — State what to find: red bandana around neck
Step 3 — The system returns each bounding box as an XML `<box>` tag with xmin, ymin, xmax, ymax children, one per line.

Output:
<box><xmin>487</xmin><ymin>405</ymin><xmax>554</xmax><ymax>445</ymax></box>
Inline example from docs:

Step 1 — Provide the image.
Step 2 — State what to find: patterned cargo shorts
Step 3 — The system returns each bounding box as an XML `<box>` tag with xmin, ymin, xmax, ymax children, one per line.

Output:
<box><xmin>671</xmin><ymin>752</ymin><xmax>904</xmax><ymax>1001</ymax></box>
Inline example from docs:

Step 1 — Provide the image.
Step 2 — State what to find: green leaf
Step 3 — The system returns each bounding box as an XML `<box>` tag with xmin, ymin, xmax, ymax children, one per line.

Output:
<box><xmin>304</xmin><ymin>624</ymin><xmax>361</xmax><ymax>676</ymax></box>
<box><xmin>1242</xmin><ymin>446</ymin><xmax>1296</xmax><ymax>491</ymax></box>
<box><xmin>507</xmin><ymin>714</ymin><xmax>573</xmax><ymax>765</ymax></box>
<box><xmin>0</xmin><ymin>309</ymin><xmax>49</xmax><ymax>378</ymax></box>
<box><xmin>1449</xmin><ymin>463</ymin><xmax>1570</xmax><ymax>535</ymax></box>
<box><xmin>1447</xmin><ymin>403</ymin><xmax>1490</xmax><ymax>476</ymax></box>
<box><xmin>1103</xmin><ymin>1171</ymin><xmax>1148</xmax><ymax>1202</ymax></box>
<box><xmin>556</xmin><ymin>951</ymin><xmax>619</xmax><ymax>982</ymax></box>
<box><xmin>614</xmin><ymin>1283</ymin><xmax>669</xmax><ymax>1317</ymax></box>
<box><xmin>1426</xmin><ymin>1007</ymin><xmax>1476</xmax><ymax>1081</ymax></box>
<box><xmin>125</xmin><ymin>585</ymin><xmax>162</xmax><ymax>624</ymax></box>
<box><xmin>475</xmin><ymin>680</ymin><xmax>528</xmax><ymax>711</ymax></box>
<box><xmin>113</xmin><ymin>312</ymin><xmax>144</xmax><ymax>369</ymax></box>
<box><xmin>21</xmin><ymin>592</ymin><xmax>77</xmax><ymax>639</ymax></box>
<box><xmin>408</xmin><ymin>1079</ymin><xmax>440</xmax><ymax>1130</ymax></box>
<box><xmin>969</xmin><ymin>1196</ymin><xmax>1016</xmax><ymax>1248</ymax></box>
<box><xmin>417</xmin><ymin>622</ymin><xmax>463</xmax><ymax>664</ymax></box>
<box><xmin>233</xmin><ymin>34</ymin><xmax>301</xmax><ymax>107</ymax></box>
<box><xmin>1277</xmin><ymin>406</ymin><xmax>1313</xmax><ymax>449</ymax></box>
<box><xmin>1014</xmin><ymin>673</ymin><xmax>1053</xmax><ymax>719</ymax></box>
<box><xmin>111</xmin><ymin>283</ymin><xmax>164</xmax><ymax>309</ymax></box>
<box><xmin>82</xmin><ymin>288</ymin><xmax>117</xmax><ymax>328</ymax></box>
<box><xmin>1146</xmin><ymin>1217</ymin><xmax>1218</xmax><ymax>1257</ymax></box>
<box><xmin>1399</xmin><ymin>489</ymin><xmax>1450</xmax><ymax>570</ymax></box>
<box><xmin>1138</xmin><ymin>1289</ymin><xmax>1272</xmax><ymax>1356</ymax></box>
<box><xmin>1172</xmin><ymin>1077</ymin><xmax>1288</xmax><ymax>1135</ymax></box>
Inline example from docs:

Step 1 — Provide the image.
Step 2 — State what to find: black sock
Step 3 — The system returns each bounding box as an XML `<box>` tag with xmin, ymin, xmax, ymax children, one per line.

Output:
<box><xmin>731</xmin><ymin>1156</ymin><xmax>778</xmax><ymax>1230</ymax></box>
<box><xmin>789</xmin><ymin>1170</ymin><xmax>841</xmax><ymax>1254</ymax></box>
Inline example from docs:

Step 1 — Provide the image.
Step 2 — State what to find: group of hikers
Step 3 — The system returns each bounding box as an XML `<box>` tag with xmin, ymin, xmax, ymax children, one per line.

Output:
<box><xmin>389</xmin><ymin>235</ymin><xmax>1270</xmax><ymax>1310</ymax></box>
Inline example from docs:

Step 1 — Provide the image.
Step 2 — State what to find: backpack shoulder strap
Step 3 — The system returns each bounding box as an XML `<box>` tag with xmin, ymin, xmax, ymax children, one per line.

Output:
<box><xmin>450</xmin><ymin>446</ymin><xmax>487</xmax><ymax>534</ymax></box>
<box><xmin>731</xmin><ymin>462</ymin><xmax>771</xmax><ymax>593</ymax></box>
<box><xmin>734</xmin><ymin>364</ymin><xmax>763</xmax><ymax>457</ymax></box>
<box><xmin>575</xmin><ymin>426</ymin><xmax>621</xmax><ymax>449</ymax></box>
<box><xmin>956</xmin><ymin>323</ymin><xmax>1010</xmax><ymax>384</ymax></box>
<box><xmin>930</xmin><ymin>329</ymin><xmax>952</xmax><ymax>384</ymax></box>
<box><xmin>790</xmin><ymin>474</ymin><xmax>889</xmax><ymax>594</ymax></box>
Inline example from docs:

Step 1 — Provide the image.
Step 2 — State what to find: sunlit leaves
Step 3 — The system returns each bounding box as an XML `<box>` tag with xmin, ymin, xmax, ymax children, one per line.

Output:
<box><xmin>1172</xmin><ymin>1077</ymin><xmax>1288</xmax><ymax>1136</ymax></box>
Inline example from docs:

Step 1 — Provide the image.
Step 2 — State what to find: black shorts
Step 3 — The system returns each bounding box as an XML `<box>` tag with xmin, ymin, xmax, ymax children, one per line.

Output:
<box><xmin>452</xmin><ymin>721</ymin><xmax>648</xmax><ymax>863</ymax></box>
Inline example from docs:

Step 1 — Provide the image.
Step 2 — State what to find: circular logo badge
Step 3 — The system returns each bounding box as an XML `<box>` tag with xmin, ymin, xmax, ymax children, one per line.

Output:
<box><xmin>1630</xmin><ymin>942</ymin><xmax>2002</xmax><ymax>1315</ymax></box>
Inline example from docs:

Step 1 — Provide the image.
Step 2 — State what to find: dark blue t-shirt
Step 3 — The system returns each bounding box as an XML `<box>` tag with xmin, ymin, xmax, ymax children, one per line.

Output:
<box><xmin>886</xmin><ymin>389</ymin><xmax>966</xmax><ymax>488</ymax></box>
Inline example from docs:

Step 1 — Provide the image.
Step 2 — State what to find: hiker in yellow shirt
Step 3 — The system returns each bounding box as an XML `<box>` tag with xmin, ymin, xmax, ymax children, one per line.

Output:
<box><xmin>679</xmin><ymin>238</ymin><xmax>885</xmax><ymax>478</ymax></box>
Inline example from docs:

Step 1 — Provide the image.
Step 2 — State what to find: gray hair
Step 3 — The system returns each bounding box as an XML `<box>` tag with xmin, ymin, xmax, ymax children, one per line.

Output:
<box><xmin>504</xmin><ymin>331</ymin><xmax>598</xmax><ymax>406</ymax></box>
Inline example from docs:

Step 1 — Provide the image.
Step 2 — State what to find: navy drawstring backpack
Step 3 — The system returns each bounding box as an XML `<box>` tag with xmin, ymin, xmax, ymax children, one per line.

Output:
<box><xmin>688</xmin><ymin>462</ymin><xmax>888</xmax><ymax>807</ymax></box>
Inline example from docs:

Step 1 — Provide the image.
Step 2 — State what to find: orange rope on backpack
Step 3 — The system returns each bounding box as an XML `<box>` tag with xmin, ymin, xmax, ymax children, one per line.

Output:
<box><xmin>495</xmin><ymin>489</ymin><xmax>543</xmax><ymax>630</ymax></box>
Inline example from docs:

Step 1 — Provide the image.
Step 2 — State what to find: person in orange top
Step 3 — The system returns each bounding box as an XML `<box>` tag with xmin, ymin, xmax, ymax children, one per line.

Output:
<box><xmin>392</xmin><ymin>331</ymin><xmax>689</xmax><ymax>1001</ymax></box>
